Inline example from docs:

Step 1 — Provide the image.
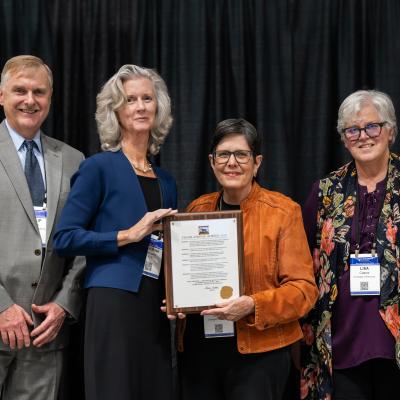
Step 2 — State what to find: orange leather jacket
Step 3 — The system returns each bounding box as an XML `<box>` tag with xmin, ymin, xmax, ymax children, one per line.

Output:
<box><xmin>176</xmin><ymin>182</ymin><xmax>318</xmax><ymax>354</ymax></box>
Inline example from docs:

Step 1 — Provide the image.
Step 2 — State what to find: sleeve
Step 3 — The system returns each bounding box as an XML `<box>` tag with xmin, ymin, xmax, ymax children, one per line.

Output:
<box><xmin>52</xmin><ymin>255</ymin><xmax>85</xmax><ymax>320</ymax></box>
<box><xmin>250</xmin><ymin>204</ymin><xmax>319</xmax><ymax>329</ymax></box>
<box><xmin>0</xmin><ymin>289</ymin><xmax>14</xmax><ymax>314</ymax></box>
<box><xmin>53</xmin><ymin>158</ymin><xmax>119</xmax><ymax>257</ymax></box>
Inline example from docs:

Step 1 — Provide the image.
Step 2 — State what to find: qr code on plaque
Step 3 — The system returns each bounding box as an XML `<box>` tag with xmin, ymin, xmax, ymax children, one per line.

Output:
<box><xmin>360</xmin><ymin>281</ymin><xmax>369</xmax><ymax>291</ymax></box>
<box><xmin>214</xmin><ymin>324</ymin><xmax>223</xmax><ymax>333</ymax></box>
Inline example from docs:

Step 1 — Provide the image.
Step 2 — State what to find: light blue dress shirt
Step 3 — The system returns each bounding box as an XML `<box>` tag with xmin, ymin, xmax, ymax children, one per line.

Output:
<box><xmin>6</xmin><ymin>119</ymin><xmax>46</xmax><ymax>188</ymax></box>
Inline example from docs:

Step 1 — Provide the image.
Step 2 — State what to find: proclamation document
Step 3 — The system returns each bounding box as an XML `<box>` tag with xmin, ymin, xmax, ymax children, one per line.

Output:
<box><xmin>164</xmin><ymin>211</ymin><xmax>243</xmax><ymax>314</ymax></box>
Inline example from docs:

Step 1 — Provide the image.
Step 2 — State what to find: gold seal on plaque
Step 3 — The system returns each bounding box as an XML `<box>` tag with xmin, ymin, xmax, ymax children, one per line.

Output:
<box><xmin>220</xmin><ymin>286</ymin><xmax>233</xmax><ymax>299</ymax></box>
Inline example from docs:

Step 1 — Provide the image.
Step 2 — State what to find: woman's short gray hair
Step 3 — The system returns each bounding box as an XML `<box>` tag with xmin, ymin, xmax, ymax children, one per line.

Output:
<box><xmin>337</xmin><ymin>90</ymin><xmax>397</xmax><ymax>145</ymax></box>
<box><xmin>95</xmin><ymin>64</ymin><xmax>173</xmax><ymax>154</ymax></box>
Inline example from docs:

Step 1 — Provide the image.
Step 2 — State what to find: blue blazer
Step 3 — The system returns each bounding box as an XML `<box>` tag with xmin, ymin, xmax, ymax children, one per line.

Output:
<box><xmin>54</xmin><ymin>150</ymin><xmax>177</xmax><ymax>292</ymax></box>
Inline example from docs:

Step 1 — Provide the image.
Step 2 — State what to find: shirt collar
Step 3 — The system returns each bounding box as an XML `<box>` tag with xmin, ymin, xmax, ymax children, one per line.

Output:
<box><xmin>5</xmin><ymin>120</ymin><xmax>43</xmax><ymax>154</ymax></box>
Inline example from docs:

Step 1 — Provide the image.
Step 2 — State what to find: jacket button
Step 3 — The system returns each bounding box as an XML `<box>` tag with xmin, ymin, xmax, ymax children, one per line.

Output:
<box><xmin>31</xmin><ymin>281</ymin><xmax>38</xmax><ymax>288</ymax></box>
<box><xmin>34</xmin><ymin>249</ymin><xmax>41</xmax><ymax>256</ymax></box>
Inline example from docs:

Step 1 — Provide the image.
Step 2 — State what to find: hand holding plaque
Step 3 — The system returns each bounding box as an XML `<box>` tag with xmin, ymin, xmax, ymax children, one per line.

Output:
<box><xmin>200</xmin><ymin>295</ymin><xmax>255</xmax><ymax>321</ymax></box>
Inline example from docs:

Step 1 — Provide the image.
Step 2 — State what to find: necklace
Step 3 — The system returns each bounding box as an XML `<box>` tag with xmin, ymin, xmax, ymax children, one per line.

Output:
<box><xmin>122</xmin><ymin>149</ymin><xmax>153</xmax><ymax>173</ymax></box>
<box><xmin>130</xmin><ymin>160</ymin><xmax>152</xmax><ymax>173</ymax></box>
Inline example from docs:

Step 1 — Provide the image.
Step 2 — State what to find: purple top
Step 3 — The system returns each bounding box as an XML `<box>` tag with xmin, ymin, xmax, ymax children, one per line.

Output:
<box><xmin>303</xmin><ymin>179</ymin><xmax>395</xmax><ymax>369</ymax></box>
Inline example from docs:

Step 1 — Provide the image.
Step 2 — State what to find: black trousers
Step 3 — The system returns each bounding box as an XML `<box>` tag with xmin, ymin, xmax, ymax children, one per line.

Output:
<box><xmin>333</xmin><ymin>358</ymin><xmax>400</xmax><ymax>400</ymax></box>
<box><xmin>178</xmin><ymin>332</ymin><xmax>291</xmax><ymax>400</ymax></box>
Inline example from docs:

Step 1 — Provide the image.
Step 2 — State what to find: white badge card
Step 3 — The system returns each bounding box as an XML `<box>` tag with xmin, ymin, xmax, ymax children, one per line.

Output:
<box><xmin>143</xmin><ymin>234</ymin><xmax>163</xmax><ymax>279</ymax></box>
<box><xmin>350</xmin><ymin>253</ymin><xmax>380</xmax><ymax>296</ymax></box>
<box><xmin>203</xmin><ymin>315</ymin><xmax>234</xmax><ymax>338</ymax></box>
<box><xmin>34</xmin><ymin>206</ymin><xmax>47</xmax><ymax>247</ymax></box>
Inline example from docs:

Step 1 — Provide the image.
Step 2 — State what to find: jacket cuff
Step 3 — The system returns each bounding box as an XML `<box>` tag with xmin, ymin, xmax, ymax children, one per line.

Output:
<box><xmin>0</xmin><ymin>288</ymin><xmax>14</xmax><ymax>314</ymax></box>
<box><xmin>95</xmin><ymin>231</ymin><xmax>119</xmax><ymax>253</ymax></box>
<box><xmin>249</xmin><ymin>292</ymin><xmax>269</xmax><ymax>330</ymax></box>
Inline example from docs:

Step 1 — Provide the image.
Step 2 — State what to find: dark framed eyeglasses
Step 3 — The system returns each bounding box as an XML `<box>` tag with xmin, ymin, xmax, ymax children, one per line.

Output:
<box><xmin>213</xmin><ymin>150</ymin><xmax>253</xmax><ymax>164</ymax></box>
<box><xmin>342</xmin><ymin>122</ymin><xmax>387</xmax><ymax>142</ymax></box>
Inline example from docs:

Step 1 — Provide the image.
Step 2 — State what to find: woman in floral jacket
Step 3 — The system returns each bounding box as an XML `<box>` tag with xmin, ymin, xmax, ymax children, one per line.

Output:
<box><xmin>301</xmin><ymin>90</ymin><xmax>400</xmax><ymax>400</ymax></box>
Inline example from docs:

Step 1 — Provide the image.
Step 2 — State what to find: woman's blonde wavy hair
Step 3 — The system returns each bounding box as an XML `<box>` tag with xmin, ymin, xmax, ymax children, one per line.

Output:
<box><xmin>95</xmin><ymin>64</ymin><xmax>173</xmax><ymax>155</ymax></box>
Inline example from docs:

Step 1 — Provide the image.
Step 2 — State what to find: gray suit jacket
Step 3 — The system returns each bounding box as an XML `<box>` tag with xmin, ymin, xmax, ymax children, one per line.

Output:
<box><xmin>0</xmin><ymin>120</ymin><xmax>85</xmax><ymax>351</ymax></box>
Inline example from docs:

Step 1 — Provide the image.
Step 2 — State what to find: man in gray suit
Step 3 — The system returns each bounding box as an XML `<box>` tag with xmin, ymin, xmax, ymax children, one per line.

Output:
<box><xmin>0</xmin><ymin>55</ymin><xmax>85</xmax><ymax>399</ymax></box>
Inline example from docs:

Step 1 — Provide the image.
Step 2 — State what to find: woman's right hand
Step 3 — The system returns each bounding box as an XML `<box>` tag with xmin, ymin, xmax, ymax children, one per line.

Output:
<box><xmin>117</xmin><ymin>208</ymin><xmax>177</xmax><ymax>247</ymax></box>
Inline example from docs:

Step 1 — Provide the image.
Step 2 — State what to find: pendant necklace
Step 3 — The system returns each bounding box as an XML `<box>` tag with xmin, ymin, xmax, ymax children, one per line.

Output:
<box><xmin>130</xmin><ymin>160</ymin><xmax>152</xmax><ymax>173</ymax></box>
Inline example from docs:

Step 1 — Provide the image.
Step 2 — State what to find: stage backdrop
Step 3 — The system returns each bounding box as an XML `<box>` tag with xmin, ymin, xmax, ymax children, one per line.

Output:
<box><xmin>2</xmin><ymin>1</ymin><xmax>400</xmax><ymax>399</ymax></box>
<box><xmin>1</xmin><ymin>0</ymin><xmax>400</xmax><ymax>208</ymax></box>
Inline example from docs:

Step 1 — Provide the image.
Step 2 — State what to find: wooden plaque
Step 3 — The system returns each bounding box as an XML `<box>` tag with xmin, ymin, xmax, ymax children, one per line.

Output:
<box><xmin>163</xmin><ymin>210</ymin><xmax>244</xmax><ymax>314</ymax></box>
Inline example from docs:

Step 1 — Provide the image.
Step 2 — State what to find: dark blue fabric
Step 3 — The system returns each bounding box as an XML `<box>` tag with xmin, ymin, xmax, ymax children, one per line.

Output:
<box><xmin>54</xmin><ymin>150</ymin><xmax>177</xmax><ymax>293</ymax></box>
<box><xmin>24</xmin><ymin>140</ymin><xmax>45</xmax><ymax>206</ymax></box>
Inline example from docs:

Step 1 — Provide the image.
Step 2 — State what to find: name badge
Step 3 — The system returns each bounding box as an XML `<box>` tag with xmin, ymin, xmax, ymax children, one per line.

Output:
<box><xmin>143</xmin><ymin>234</ymin><xmax>163</xmax><ymax>279</ymax></box>
<box><xmin>350</xmin><ymin>253</ymin><xmax>380</xmax><ymax>296</ymax></box>
<box><xmin>34</xmin><ymin>205</ymin><xmax>47</xmax><ymax>247</ymax></box>
<box><xmin>203</xmin><ymin>315</ymin><xmax>234</xmax><ymax>338</ymax></box>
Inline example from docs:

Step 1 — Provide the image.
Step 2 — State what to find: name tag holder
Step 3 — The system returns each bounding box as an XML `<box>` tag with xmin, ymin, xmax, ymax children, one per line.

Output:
<box><xmin>143</xmin><ymin>234</ymin><xmax>163</xmax><ymax>279</ymax></box>
<box><xmin>34</xmin><ymin>202</ymin><xmax>47</xmax><ymax>247</ymax></box>
<box><xmin>203</xmin><ymin>315</ymin><xmax>235</xmax><ymax>338</ymax></box>
<box><xmin>350</xmin><ymin>252</ymin><xmax>380</xmax><ymax>296</ymax></box>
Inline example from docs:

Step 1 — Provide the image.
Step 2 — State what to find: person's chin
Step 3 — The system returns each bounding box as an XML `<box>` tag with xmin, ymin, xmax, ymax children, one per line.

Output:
<box><xmin>20</xmin><ymin>118</ymin><xmax>40</xmax><ymax>128</ymax></box>
<box><xmin>133</xmin><ymin>123</ymin><xmax>151</xmax><ymax>132</ymax></box>
<box><xmin>354</xmin><ymin>152</ymin><xmax>382</xmax><ymax>164</ymax></box>
<box><xmin>16</xmin><ymin>121</ymin><xmax>41</xmax><ymax>135</ymax></box>
<box><xmin>220</xmin><ymin>180</ymin><xmax>242</xmax><ymax>191</ymax></box>
<box><xmin>18</xmin><ymin>112</ymin><xmax>42</xmax><ymax>123</ymax></box>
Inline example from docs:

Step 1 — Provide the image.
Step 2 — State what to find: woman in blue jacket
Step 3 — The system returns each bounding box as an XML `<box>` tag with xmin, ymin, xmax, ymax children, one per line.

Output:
<box><xmin>54</xmin><ymin>65</ymin><xmax>177</xmax><ymax>400</ymax></box>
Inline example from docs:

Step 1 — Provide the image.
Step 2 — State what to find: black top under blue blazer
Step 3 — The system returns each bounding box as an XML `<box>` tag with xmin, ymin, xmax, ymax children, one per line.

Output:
<box><xmin>54</xmin><ymin>150</ymin><xmax>177</xmax><ymax>292</ymax></box>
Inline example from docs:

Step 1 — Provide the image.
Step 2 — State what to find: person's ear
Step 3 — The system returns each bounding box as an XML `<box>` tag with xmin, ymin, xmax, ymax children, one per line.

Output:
<box><xmin>253</xmin><ymin>155</ymin><xmax>263</xmax><ymax>177</ymax></box>
<box><xmin>388</xmin><ymin>127</ymin><xmax>395</xmax><ymax>145</ymax></box>
<box><xmin>208</xmin><ymin>154</ymin><xmax>216</xmax><ymax>172</ymax></box>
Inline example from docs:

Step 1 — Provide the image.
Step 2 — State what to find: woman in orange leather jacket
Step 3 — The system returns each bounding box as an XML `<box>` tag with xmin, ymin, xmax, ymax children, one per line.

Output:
<box><xmin>175</xmin><ymin>118</ymin><xmax>318</xmax><ymax>400</ymax></box>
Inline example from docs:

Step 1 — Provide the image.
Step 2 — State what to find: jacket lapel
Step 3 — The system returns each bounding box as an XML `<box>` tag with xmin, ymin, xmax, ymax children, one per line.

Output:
<box><xmin>0</xmin><ymin>121</ymin><xmax>38</xmax><ymax>231</ymax></box>
<box><xmin>42</xmin><ymin>134</ymin><xmax>62</xmax><ymax>242</ymax></box>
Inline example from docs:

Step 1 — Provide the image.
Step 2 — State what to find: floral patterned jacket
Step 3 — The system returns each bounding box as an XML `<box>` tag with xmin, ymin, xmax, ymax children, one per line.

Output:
<box><xmin>300</xmin><ymin>153</ymin><xmax>400</xmax><ymax>400</ymax></box>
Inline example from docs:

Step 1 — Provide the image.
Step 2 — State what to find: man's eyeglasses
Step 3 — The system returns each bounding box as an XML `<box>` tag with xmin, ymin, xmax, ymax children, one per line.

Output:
<box><xmin>213</xmin><ymin>150</ymin><xmax>253</xmax><ymax>164</ymax></box>
<box><xmin>342</xmin><ymin>122</ymin><xmax>387</xmax><ymax>142</ymax></box>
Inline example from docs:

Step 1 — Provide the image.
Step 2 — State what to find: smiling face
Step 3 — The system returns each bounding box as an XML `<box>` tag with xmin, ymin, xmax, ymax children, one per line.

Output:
<box><xmin>343</xmin><ymin>104</ymin><xmax>393</xmax><ymax>166</ymax></box>
<box><xmin>0</xmin><ymin>66</ymin><xmax>52</xmax><ymax>139</ymax></box>
<box><xmin>116</xmin><ymin>77</ymin><xmax>157</xmax><ymax>138</ymax></box>
<box><xmin>209</xmin><ymin>133</ymin><xmax>262</xmax><ymax>204</ymax></box>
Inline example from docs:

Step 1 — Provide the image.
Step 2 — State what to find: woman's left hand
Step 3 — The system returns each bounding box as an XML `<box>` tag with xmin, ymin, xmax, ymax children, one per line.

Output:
<box><xmin>200</xmin><ymin>295</ymin><xmax>255</xmax><ymax>321</ymax></box>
